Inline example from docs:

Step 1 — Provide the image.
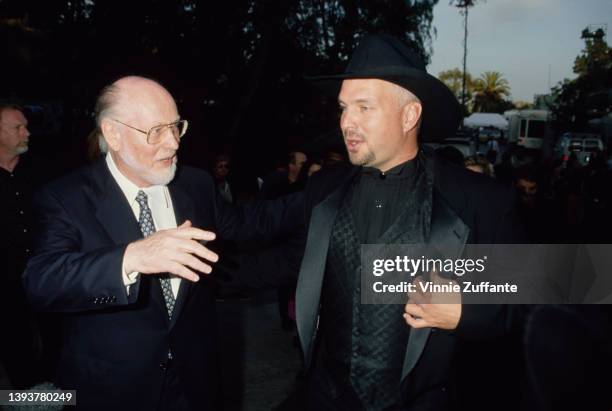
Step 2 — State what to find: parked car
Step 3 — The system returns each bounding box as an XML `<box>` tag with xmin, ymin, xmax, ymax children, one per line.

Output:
<box><xmin>583</xmin><ymin>138</ymin><xmax>604</xmax><ymax>152</ymax></box>
<box><xmin>554</xmin><ymin>132</ymin><xmax>605</xmax><ymax>166</ymax></box>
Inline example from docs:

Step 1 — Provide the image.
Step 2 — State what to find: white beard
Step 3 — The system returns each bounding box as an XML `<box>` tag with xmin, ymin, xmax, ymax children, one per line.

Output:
<box><xmin>119</xmin><ymin>149</ymin><xmax>177</xmax><ymax>186</ymax></box>
<box><xmin>156</xmin><ymin>161</ymin><xmax>177</xmax><ymax>185</ymax></box>
<box><xmin>15</xmin><ymin>144</ymin><xmax>29</xmax><ymax>155</ymax></box>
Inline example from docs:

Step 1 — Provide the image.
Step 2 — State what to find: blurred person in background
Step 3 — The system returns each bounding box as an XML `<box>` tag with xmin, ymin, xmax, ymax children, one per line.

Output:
<box><xmin>464</xmin><ymin>155</ymin><xmax>495</xmax><ymax>177</ymax></box>
<box><xmin>212</xmin><ymin>154</ymin><xmax>234</xmax><ymax>204</ymax></box>
<box><xmin>0</xmin><ymin>103</ymin><xmax>44</xmax><ymax>388</ymax></box>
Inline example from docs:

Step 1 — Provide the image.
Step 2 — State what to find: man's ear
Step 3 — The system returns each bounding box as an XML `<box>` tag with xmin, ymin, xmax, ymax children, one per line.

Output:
<box><xmin>100</xmin><ymin>119</ymin><xmax>120</xmax><ymax>151</ymax></box>
<box><xmin>401</xmin><ymin>101</ymin><xmax>423</xmax><ymax>134</ymax></box>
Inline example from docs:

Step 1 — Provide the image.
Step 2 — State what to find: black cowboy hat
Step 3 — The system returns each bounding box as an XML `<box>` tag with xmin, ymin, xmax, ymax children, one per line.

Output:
<box><xmin>307</xmin><ymin>34</ymin><xmax>462</xmax><ymax>141</ymax></box>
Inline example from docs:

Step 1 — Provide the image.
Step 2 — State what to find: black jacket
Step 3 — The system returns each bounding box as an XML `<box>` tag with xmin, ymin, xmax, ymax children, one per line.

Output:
<box><xmin>234</xmin><ymin>150</ymin><xmax>527</xmax><ymax>410</ymax></box>
<box><xmin>23</xmin><ymin>159</ymin><xmax>301</xmax><ymax>410</ymax></box>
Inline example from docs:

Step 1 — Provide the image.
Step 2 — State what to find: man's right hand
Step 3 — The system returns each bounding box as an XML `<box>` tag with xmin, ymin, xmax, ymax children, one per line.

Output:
<box><xmin>123</xmin><ymin>220</ymin><xmax>218</xmax><ymax>282</ymax></box>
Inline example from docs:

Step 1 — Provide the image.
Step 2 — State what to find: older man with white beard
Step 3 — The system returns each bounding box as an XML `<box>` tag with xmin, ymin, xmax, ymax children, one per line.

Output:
<box><xmin>0</xmin><ymin>104</ymin><xmax>43</xmax><ymax>389</ymax></box>
<box><xmin>23</xmin><ymin>76</ymin><xmax>302</xmax><ymax>410</ymax></box>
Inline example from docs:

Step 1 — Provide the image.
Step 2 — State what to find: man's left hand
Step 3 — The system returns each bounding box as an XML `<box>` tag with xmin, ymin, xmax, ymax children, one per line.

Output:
<box><xmin>403</xmin><ymin>271</ymin><xmax>462</xmax><ymax>330</ymax></box>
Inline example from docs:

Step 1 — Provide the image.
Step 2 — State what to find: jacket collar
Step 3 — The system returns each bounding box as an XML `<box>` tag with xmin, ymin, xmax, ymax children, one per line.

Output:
<box><xmin>87</xmin><ymin>159</ymin><xmax>196</xmax><ymax>328</ymax></box>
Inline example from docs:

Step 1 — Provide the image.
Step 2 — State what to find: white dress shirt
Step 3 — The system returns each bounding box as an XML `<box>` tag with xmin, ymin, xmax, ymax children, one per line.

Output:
<box><xmin>106</xmin><ymin>154</ymin><xmax>181</xmax><ymax>298</ymax></box>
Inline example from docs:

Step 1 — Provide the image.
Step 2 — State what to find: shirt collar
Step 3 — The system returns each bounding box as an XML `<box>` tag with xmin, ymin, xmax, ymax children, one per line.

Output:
<box><xmin>105</xmin><ymin>153</ymin><xmax>165</xmax><ymax>204</ymax></box>
<box><xmin>361</xmin><ymin>156</ymin><xmax>417</xmax><ymax>181</ymax></box>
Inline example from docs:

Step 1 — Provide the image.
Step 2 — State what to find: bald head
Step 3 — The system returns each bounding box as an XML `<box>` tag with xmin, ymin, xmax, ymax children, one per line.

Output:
<box><xmin>96</xmin><ymin>76</ymin><xmax>182</xmax><ymax>187</ymax></box>
<box><xmin>96</xmin><ymin>76</ymin><xmax>177</xmax><ymax>128</ymax></box>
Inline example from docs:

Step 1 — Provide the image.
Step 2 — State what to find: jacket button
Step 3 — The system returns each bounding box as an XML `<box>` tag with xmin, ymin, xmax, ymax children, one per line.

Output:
<box><xmin>159</xmin><ymin>362</ymin><xmax>167</xmax><ymax>371</ymax></box>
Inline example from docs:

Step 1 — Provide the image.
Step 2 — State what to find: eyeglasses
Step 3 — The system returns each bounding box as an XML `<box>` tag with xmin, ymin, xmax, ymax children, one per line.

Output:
<box><xmin>111</xmin><ymin>118</ymin><xmax>188</xmax><ymax>145</ymax></box>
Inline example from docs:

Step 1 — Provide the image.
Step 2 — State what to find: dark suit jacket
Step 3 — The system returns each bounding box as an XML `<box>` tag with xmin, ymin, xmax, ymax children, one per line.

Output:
<box><xmin>23</xmin><ymin>159</ymin><xmax>302</xmax><ymax>410</ymax></box>
<box><xmin>235</xmin><ymin>150</ymin><xmax>527</xmax><ymax>410</ymax></box>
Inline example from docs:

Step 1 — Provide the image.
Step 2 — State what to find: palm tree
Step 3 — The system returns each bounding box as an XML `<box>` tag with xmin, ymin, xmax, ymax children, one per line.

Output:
<box><xmin>438</xmin><ymin>68</ymin><xmax>474</xmax><ymax>104</ymax></box>
<box><xmin>450</xmin><ymin>0</ymin><xmax>480</xmax><ymax>111</ymax></box>
<box><xmin>472</xmin><ymin>71</ymin><xmax>511</xmax><ymax>112</ymax></box>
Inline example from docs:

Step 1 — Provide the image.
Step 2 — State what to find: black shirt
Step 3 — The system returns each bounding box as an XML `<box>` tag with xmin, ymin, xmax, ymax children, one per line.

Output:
<box><xmin>0</xmin><ymin>157</ymin><xmax>37</xmax><ymax>268</ymax></box>
<box><xmin>350</xmin><ymin>157</ymin><xmax>418</xmax><ymax>243</ymax></box>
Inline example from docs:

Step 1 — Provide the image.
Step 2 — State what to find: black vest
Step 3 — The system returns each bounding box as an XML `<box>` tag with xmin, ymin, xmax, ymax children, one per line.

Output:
<box><xmin>318</xmin><ymin>160</ymin><xmax>432</xmax><ymax>410</ymax></box>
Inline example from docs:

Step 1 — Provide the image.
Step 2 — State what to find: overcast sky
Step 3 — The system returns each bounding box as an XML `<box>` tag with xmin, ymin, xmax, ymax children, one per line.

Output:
<box><xmin>428</xmin><ymin>0</ymin><xmax>612</xmax><ymax>102</ymax></box>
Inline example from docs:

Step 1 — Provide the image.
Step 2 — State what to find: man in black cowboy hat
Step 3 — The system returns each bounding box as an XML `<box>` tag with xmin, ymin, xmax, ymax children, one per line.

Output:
<box><xmin>234</xmin><ymin>33</ymin><xmax>526</xmax><ymax>410</ymax></box>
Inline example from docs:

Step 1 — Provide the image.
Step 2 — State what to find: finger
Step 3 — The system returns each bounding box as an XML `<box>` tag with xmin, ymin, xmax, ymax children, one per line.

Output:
<box><xmin>174</xmin><ymin>227</ymin><xmax>217</xmax><ymax>242</ymax></box>
<box><xmin>167</xmin><ymin>261</ymin><xmax>200</xmax><ymax>282</ymax></box>
<box><xmin>179</xmin><ymin>239</ymin><xmax>219</xmax><ymax>263</ymax></box>
<box><xmin>404</xmin><ymin>303</ymin><xmax>425</xmax><ymax>318</ymax></box>
<box><xmin>408</xmin><ymin>290</ymin><xmax>426</xmax><ymax>305</ymax></box>
<box><xmin>410</xmin><ymin>276</ymin><xmax>427</xmax><ymax>298</ymax></box>
<box><xmin>430</xmin><ymin>269</ymin><xmax>444</xmax><ymax>285</ymax></box>
<box><xmin>172</xmin><ymin>252</ymin><xmax>214</xmax><ymax>274</ymax></box>
<box><xmin>178</xmin><ymin>219</ymin><xmax>192</xmax><ymax>228</ymax></box>
<box><xmin>403</xmin><ymin>313</ymin><xmax>428</xmax><ymax>328</ymax></box>
<box><xmin>413</xmin><ymin>275</ymin><xmax>427</xmax><ymax>291</ymax></box>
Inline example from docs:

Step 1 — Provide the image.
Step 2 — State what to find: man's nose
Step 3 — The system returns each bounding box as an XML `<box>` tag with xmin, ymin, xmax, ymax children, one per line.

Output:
<box><xmin>339</xmin><ymin>108</ymin><xmax>354</xmax><ymax>131</ymax></box>
<box><xmin>161</xmin><ymin>128</ymin><xmax>179</xmax><ymax>150</ymax></box>
<box><xmin>23</xmin><ymin>127</ymin><xmax>31</xmax><ymax>138</ymax></box>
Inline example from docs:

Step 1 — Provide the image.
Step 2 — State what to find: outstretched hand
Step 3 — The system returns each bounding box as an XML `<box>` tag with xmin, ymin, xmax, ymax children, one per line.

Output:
<box><xmin>123</xmin><ymin>220</ymin><xmax>218</xmax><ymax>282</ymax></box>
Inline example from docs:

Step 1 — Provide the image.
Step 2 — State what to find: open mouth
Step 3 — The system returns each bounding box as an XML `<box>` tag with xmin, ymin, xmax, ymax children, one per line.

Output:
<box><xmin>346</xmin><ymin>139</ymin><xmax>363</xmax><ymax>153</ymax></box>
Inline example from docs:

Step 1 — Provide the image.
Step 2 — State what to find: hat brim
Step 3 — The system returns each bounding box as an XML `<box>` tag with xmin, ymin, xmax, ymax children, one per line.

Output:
<box><xmin>306</xmin><ymin>69</ymin><xmax>461</xmax><ymax>142</ymax></box>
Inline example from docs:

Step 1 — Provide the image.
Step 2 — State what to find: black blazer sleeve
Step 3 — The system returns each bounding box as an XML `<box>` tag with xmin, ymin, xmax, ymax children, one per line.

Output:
<box><xmin>213</xmin><ymin>189</ymin><xmax>306</xmax><ymax>244</ymax></box>
<box><xmin>23</xmin><ymin>186</ymin><xmax>137</xmax><ymax>313</ymax></box>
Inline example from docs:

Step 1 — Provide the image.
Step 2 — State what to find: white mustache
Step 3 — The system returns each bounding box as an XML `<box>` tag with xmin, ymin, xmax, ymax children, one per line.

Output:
<box><xmin>156</xmin><ymin>153</ymin><xmax>176</xmax><ymax>161</ymax></box>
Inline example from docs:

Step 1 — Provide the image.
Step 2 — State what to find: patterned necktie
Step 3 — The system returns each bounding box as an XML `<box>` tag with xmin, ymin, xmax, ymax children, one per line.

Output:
<box><xmin>135</xmin><ymin>190</ymin><xmax>176</xmax><ymax>319</ymax></box>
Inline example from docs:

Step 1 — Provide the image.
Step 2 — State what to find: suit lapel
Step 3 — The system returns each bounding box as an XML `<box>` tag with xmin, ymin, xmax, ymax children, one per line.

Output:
<box><xmin>401</xmin><ymin>154</ymin><xmax>470</xmax><ymax>381</ymax></box>
<box><xmin>296</xmin><ymin>170</ymin><xmax>356</xmax><ymax>369</ymax></box>
<box><xmin>89</xmin><ymin>160</ymin><xmax>166</xmax><ymax>314</ymax></box>
<box><xmin>91</xmin><ymin>160</ymin><xmax>142</xmax><ymax>245</ymax></box>
<box><xmin>90</xmin><ymin>160</ymin><xmax>197</xmax><ymax>327</ymax></box>
<box><xmin>167</xmin><ymin>182</ymin><xmax>197</xmax><ymax>329</ymax></box>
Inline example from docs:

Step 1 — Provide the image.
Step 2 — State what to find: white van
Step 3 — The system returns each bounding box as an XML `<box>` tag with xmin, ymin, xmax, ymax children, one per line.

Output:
<box><xmin>504</xmin><ymin>109</ymin><xmax>550</xmax><ymax>149</ymax></box>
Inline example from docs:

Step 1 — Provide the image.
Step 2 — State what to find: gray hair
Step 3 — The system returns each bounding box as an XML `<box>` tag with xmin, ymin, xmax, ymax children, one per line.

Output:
<box><xmin>91</xmin><ymin>82</ymin><xmax>122</xmax><ymax>154</ymax></box>
<box><xmin>0</xmin><ymin>103</ymin><xmax>25</xmax><ymax>119</ymax></box>
<box><xmin>94</xmin><ymin>83</ymin><xmax>121</xmax><ymax>128</ymax></box>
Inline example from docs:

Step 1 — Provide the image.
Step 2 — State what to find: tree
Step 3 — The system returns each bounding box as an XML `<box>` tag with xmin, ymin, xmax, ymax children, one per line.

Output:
<box><xmin>472</xmin><ymin>71</ymin><xmax>511</xmax><ymax>113</ymax></box>
<box><xmin>513</xmin><ymin>101</ymin><xmax>533</xmax><ymax>110</ymax></box>
<box><xmin>438</xmin><ymin>67</ymin><xmax>474</xmax><ymax>105</ymax></box>
<box><xmin>551</xmin><ymin>27</ymin><xmax>612</xmax><ymax>131</ymax></box>
<box><xmin>449</xmin><ymin>0</ymin><xmax>482</xmax><ymax>112</ymax></box>
<box><xmin>0</xmin><ymin>0</ymin><xmax>440</xmax><ymax>173</ymax></box>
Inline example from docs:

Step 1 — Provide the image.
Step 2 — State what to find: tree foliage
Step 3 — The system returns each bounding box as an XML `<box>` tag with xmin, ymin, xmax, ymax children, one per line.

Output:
<box><xmin>438</xmin><ymin>68</ymin><xmax>514</xmax><ymax>113</ymax></box>
<box><xmin>438</xmin><ymin>67</ymin><xmax>474</xmax><ymax>103</ymax></box>
<box><xmin>0</xmin><ymin>0</ymin><xmax>439</xmax><ymax>170</ymax></box>
<box><xmin>471</xmin><ymin>71</ymin><xmax>512</xmax><ymax>113</ymax></box>
<box><xmin>551</xmin><ymin>28</ymin><xmax>612</xmax><ymax>131</ymax></box>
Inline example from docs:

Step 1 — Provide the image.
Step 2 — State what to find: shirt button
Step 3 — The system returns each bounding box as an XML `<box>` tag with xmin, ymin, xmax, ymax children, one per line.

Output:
<box><xmin>15</xmin><ymin>191</ymin><xmax>20</xmax><ymax>196</ymax></box>
<box><xmin>19</xmin><ymin>210</ymin><xmax>24</xmax><ymax>215</ymax></box>
<box><xmin>23</xmin><ymin>228</ymin><xmax>28</xmax><ymax>233</ymax></box>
